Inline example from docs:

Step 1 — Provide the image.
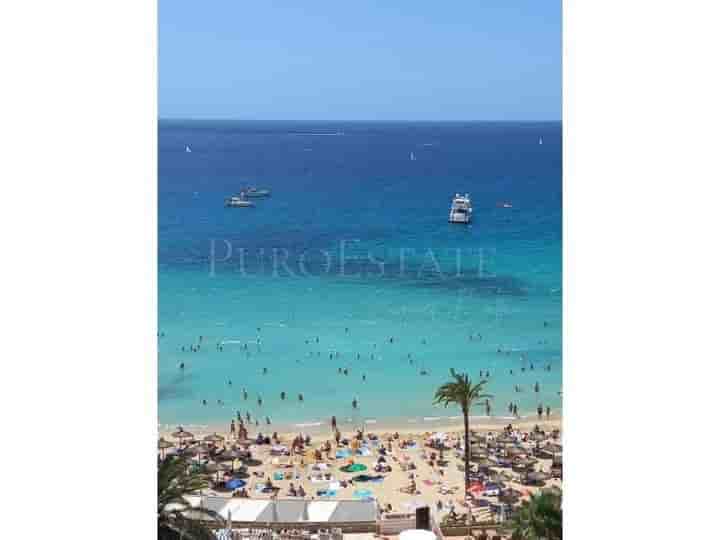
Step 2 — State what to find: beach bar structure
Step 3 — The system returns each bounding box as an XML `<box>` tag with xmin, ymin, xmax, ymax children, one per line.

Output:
<box><xmin>185</xmin><ymin>497</ymin><xmax>379</xmax><ymax>533</ymax></box>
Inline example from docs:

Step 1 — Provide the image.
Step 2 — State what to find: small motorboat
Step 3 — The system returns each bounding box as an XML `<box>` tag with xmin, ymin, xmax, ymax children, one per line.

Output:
<box><xmin>225</xmin><ymin>196</ymin><xmax>255</xmax><ymax>208</ymax></box>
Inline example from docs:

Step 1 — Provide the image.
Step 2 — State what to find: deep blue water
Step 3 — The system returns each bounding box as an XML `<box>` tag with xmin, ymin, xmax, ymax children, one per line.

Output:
<box><xmin>159</xmin><ymin>120</ymin><xmax>562</xmax><ymax>430</ymax></box>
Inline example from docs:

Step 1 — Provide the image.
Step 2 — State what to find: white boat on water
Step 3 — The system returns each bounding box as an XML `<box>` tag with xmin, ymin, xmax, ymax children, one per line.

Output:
<box><xmin>241</xmin><ymin>187</ymin><xmax>271</xmax><ymax>198</ymax></box>
<box><xmin>449</xmin><ymin>193</ymin><xmax>473</xmax><ymax>224</ymax></box>
<box><xmin>185</xmin><ymin>145</ymin><xmax>192</xmax><ymax>153</ymax></box>
<box><xmin>409</xmin><ymin>151</ymin><xmax>416</xmax><ymax>161</ymax></box>
<box><xmin>224</xmin><ymin>196</ymin><xmax>255</xmax><ymax>208</ymax></box>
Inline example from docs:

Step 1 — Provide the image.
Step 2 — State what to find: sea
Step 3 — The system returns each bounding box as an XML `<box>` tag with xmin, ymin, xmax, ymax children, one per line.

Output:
<box><xmin>158</xmin><ymin>120</ymin><xmax>562</xmax><ymax>432</ymax></box>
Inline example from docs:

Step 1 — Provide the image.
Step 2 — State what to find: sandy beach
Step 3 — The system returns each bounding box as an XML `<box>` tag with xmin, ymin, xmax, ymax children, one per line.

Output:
<box><xmin>160</xmin><ymin>416</ymin><xmax>562</xmax><ymax>523</ymax></box>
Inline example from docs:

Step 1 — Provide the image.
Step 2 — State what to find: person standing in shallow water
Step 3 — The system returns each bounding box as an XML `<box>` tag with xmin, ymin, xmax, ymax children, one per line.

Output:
<box><xmin>331</xmin><ymin>416</ymin><xmax>337</xmax><ymax>431</ymax></box>
<box><xmin>230</xmin><ymin>419</ymin><xmax>236</xmax><ymax>436</ymax></box>
<box><xmin>537</xmin><ymin>404</ymin><xmax>543</xmax><ymax>419</ymax></box>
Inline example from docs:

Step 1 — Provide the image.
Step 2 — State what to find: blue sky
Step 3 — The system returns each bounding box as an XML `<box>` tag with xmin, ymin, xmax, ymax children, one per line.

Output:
<box><xmin>159</xmin><ymin>1</ymin><xmax>561</xmax><ymax>120</ymax></box>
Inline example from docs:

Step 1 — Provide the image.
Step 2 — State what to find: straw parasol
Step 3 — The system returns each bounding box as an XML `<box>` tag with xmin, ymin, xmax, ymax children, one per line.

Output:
<box><xmin>158</xmin><ymin>437</ymin><xmax>173</xmax><ymax>458</ymax></box>
<box><xmin>182</xmin><ymin>443</ymin><xmax>212</xmax><ymax>457</ymax></box>
<box><xmin>158</xmin><ymin>437</ymin><xmax>174</xmax><ymax>450</ymax></box>
<box><xmin>172</xmin><ymin>427</ymin><xmax>195</xmax><ymax>444</ymax></box>
<box><xmin>543</xmin><ymin>443</ymin><xmax>563</xmax><ymax>454</ymax></box>
<box><xmin>204</xmin><ymin>433</ymin><xmax>225</xmax><ymax>444</ymax></box>
<box><xmin>525</xmin><ymin>471</ymin><xmax>549</xmax><ymax>485</ymax></box>
<box><xmin>505</xmin><ymin>446</ymin><xmax>526</xmax><ymax>457</ymax></box>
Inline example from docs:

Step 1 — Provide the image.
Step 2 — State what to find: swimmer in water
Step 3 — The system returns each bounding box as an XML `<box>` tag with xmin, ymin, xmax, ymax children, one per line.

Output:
<box><xmin>510</xmin><ymin>369</ymin><xmax>514</xmax><ymax>375</ymax></box>
<box><xmin>243</xmin><ymin>390</ymin><xmax>248</xmax><ymax>400</ymax></box>
<box><xmin>362</xmin><ymin>374</ymin><xmax>366</xmax><ymax>381</ymax></box>
<box><xmin>298</xmin><ymin>393</ymin><xmax>304</xmax><ymax>402</ymax></box>
<box><xmin>281</xmin><ymin>391</ymin><xmax>286</xmax><ymax>400</ymax></box>
<box><xmin>246</xmin><ymin>412</ymin><xmax>251</xmax><ymax>422</ymax></box>
<box><xmin>352</xmin><ymin>398</ymin><xmax>358</xmax><ymax>409</ymax></box>
<box><xmin>179</xmin><ymin>362</ymin><xmax>185</xmax><ymax>370</ymax></box>
<box><xmin>534</xmin><ymin>382</ymin><xmax>540</xmax><ymax>393</ymax></box>
<box><xmin>228</xmin><ymin>380</ymin><xmax>232</xmax><ymax>386</ymax></box>
<box><xmin>266</xmin><ymin>416</ymin><xmax>271</xmax><ymax>425</ymax></box>
<box><xmin>530</xmin><ymin>363</ymin><xmax>534</xmax><ymax>370</ymax></box>
<box><xmin>202</xmin><ymin>399</ymin><xmax>207</xmax><ymax>406</ymax></box>
<box><xmin>258</xmin><ymin>397</ymin><xmax>262</xmax><ymax>406</ymax></box>
<box><xmin>263</xmin><ymin>367</ymin><xmax>268</xmax><ymax>375</ymax></box>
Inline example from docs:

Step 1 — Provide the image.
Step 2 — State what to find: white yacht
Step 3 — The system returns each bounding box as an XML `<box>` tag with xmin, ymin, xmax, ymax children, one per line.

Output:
<box><xmin>449</xmin><ymin>193</ymin><xmax>473</xmax><ymax>224</ymax></box>
<box><xmin>224</xmin><ymin>196</ymin><xmax>255</xmax><ymax>208</ymax></box>
<box><xmin>241</xmin><ymin>187</ymin><xmax>271</xmax><ymax>198</ymax></box>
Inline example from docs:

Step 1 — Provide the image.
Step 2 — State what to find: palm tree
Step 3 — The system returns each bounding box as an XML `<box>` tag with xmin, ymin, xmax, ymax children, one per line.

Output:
<box><xmin>158</xmin><ymin>455</ymin><xmax>223</xmax><ymax>540</ymax></box>
<box><xmin>507</xmin><ymin>490</ymin><xmax>562</xmax><ymax>540</ymax></box>
<box><xmin>433</xmin><ymin>371</ymin><xmax>492</xmax><ymax>512</ymax></box>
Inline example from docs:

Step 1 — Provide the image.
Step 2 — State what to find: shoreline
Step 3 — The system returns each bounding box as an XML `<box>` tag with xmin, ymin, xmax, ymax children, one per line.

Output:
<box><xmin>160</xmin><ymin>413</ymin><xmax>562</xmax><ymax>441</ymax></box>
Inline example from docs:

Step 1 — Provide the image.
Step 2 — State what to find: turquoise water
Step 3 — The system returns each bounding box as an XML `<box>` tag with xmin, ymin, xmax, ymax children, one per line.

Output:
<box><xmin>159</xmin><ymin>121</ymin><xmax>562</xmax><ymax>429</ymax></box>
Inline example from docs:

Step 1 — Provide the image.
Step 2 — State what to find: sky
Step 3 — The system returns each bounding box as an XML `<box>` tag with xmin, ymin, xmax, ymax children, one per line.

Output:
<box><xmin>159</xmin><ymin>0</ymin><xmax>561</xmax><ymax>121</ymax></box>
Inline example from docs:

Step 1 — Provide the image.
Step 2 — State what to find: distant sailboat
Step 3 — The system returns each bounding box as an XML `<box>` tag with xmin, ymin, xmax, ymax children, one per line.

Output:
<box><xmin>185</xmin><ymin>145</ymin><xmax>192</xmax><ymax>153</ymax></box>
<box><xmin>409</xmin><ymin>151</ymin><xmax>416</xmax><ymax>161</ymax></box>
<box><xmin>538</xmin><ymin>137</ymin><xmax>543</xmax><ymax>145</ymax></box>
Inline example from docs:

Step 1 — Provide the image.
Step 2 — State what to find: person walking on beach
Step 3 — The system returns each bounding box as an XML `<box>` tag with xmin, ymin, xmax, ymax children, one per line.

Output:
<box><xmin>331</xmin><ymin>416</ymin><xmax>337</xmax><ymax>431</ymax></box>
<box><xmin>537</xmin><ymin>404</ymin><xmax>543</xmax><ymax>419</ymax></box>
<box><xmin>230</xmin><ymin>419</ymin><xmax>236</xmax><ymax>436</ymax></box>
<box><xmin>513</xmin><ymin>403</ymin><xmax>518</xmax><ymax>417</ymax></box>
<box><xmin>546</xmin><ymin>406</ymin><xmax>551</xmax><ymax>417</ymax></box>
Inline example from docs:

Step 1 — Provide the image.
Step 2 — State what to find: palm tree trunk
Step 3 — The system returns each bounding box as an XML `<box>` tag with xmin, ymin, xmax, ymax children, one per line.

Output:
<box><xmin>463</xmin><ymin>407</ymin><xmax>470</xmax><ymax>526</ymax></box>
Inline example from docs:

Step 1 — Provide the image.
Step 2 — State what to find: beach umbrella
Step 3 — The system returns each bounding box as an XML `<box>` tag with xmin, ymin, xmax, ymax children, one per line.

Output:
<box><xmin>158</xmin><ymin>437</ymin><xmax>174</xmax><ymax>450</ymax></box>
<box><xmin>158</xmin><ymin>437</ymin><xmax>173</xmax><ymax>458</ymax></box>
<box><xmin>172</xmin><ymin>428</ymin><xmax>195</xmax><ymax>445</ymax></box>
<box><xmin>505</xmin><ymin>446</ymin><xmax>526</xmax><ymax>457</ymax></box>
<box><xmin>204</xmin><ymin>433</ymin><xmax>225</xmax><ymax>444</ymax></box>
<box><xmin>181</xmin><ymin>444</ymin><xmax>212</xmax><ymax>460</ymax></box>
<box><xmin>226</xmin><ymin>478</ymin><xmax>246</xmax><ymax>490</ymax></box>
<box><xmin>525</xmin><ymin>471</ymin><xmax>549</xmax><ymax>485</ymax></box>
<box><xmin>543</xmin><ymin>443</ymin><xmax>563</xmax><ymax>454</ymax></box>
